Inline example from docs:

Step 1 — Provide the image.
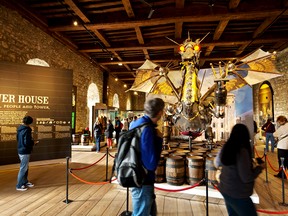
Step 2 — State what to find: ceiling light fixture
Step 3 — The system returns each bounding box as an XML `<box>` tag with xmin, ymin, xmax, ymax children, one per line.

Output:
<box><xmin>73</xmin><ymin>20</ymin><xmax>78</xmax><ymax>26</ymax></box>
<box><xmin>139</xmin><ymin>0</ymin><xmax>155</xmax><ymax>19</ymax></box>
<box><xmin>118</xmin><ymin>63</ymin><xmax>123</xmax><ymax>66</ymax></box>
<box><xmin>147</xmin><ymin>8</ymin><xmax>155</xmax><ymax>19</ymax></box>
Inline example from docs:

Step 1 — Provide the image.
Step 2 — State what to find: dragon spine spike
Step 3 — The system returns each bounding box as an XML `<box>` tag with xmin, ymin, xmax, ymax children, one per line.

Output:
<box><xmin>199</xmin><ymin>32</ymin><xmax>210</xmax><ymax>43</ymax></box>
<box><xmin>218</xmin><ymin>62</ymin><xmax>223</xmax><ymax>77</ymax></box>
<box><xmin>210</xmin><ymin>63</ymin><xmax>217</xmax><ymax>78</ymax></box>
<box><xmin>165</xmin><ymin>36</ymin><xmax>180</xmax><ymax>45</ymax></box>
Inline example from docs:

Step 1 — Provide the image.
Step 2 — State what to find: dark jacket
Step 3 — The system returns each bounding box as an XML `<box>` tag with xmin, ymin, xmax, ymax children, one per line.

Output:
<box><xmin>130</xmin><ymin>115</ymin><xmax>163</xmax><ymax>185</ymax></box>
<box><xmin>93</xmin><ymin>123</ymin><xmax>102</xmax><ymax>137</ymax></box>
<box><xmin>261</xmin><ymin>120</ymin><xmax>275</xmax><ymax>133</ymax></box>
<box><xmin>105</xmin><ymin>123</ymin><xmax>114</xmax><ymax>138</ymax></box>
<box><xmin>17</xmin><ymin>125</ymin><xmax>34</xmax><ymax>154</ymax></box>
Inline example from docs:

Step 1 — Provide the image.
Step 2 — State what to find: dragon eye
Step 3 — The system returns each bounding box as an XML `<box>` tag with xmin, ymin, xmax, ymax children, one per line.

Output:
<box><xmin>194</xmin><ymin>45</ymin><xmax>201</xmax><ymax>51</ymax></box>
<box><xmin>179</xmin><ymin>45</ymin><xmax>185</xmax><ymax>52</ymax></box>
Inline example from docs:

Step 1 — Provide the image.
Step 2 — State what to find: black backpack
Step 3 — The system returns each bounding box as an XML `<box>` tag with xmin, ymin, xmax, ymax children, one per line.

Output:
<box><xmin>113</xmin><ymin>122</ymin><xmax>151</xmax><ymax>188</ymax></box>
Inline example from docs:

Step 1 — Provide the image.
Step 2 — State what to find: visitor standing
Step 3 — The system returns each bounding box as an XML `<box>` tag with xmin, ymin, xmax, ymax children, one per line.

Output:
<box><xmin>105</xmin><ymin>119</ymin><xmax>114</xmax><ymax>149</ymax></box>
<box><xmin>261</xmin><ymin>118</ymin><xmax>276</xmax><ymax>152</ymax></box>
<box><xmin>16</xmin><ymin>116</ymin><xmax>38</xmax><ymax>191</ymax></box>
<box><xmin>114</xmin><ymin>117</ymin><xmax>121</xmax><ymax>145</ymax></box>
<box><xmin>130</xmin><ymin>97</ymin><xmax>165</xmax><ymax>216</ymax></box>
<box><xmin>93</xmin><ymin>118</ymin><xmax>103</xmax><ymax>153</ymax></box>
<box><xmin>214</xmin><ymin>123</ymin><xmax>264</xmax><ymax>216</ymax></box>
<box><xmin>273</xmin><ymin>115</ymin><xmax>288</xmax><ymax>179</ymax></box>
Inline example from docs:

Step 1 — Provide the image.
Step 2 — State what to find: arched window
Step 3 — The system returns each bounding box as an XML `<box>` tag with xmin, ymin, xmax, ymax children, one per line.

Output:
<box><xmin>87</xmin><ymin>83</ymin><xmax>100</xmax><ymax>131</ymax></box>
<box><xmin>259</xmin><ymin>81</ymin><xmax>274</xmax><ymax>126</ymax></box>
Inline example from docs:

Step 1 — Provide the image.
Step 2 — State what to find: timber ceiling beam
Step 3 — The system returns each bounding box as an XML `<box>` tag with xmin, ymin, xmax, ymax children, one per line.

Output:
<box><xmin>229</xmin><ymin>0</ymin><xmax>241</xmax><ymax>9</ymax></box>
<box><xmin>49</xmin><ymin>10</ymin><xmax>283</xmax><ymax>32</ymax></box>
<box><xmin>79</xmin><ymin>37</ymin><xmax>288</xmax><ymax>53</ymax></box>
<box><xmin>122</xmin><ymin>0</ymin><xmax>135</xmax><ymax>18</ymax></box>
<box><xmin>64</xmin><ymin>0</ymin><xmax>90</xmax><ymax>23</ymax></box>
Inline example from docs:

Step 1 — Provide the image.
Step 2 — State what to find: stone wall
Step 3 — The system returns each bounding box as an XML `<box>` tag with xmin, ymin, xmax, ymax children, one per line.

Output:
<box><xmin>0</xmin><ymin>4</ymin><xmax>137</xmax><ymax>132</ymax></box>
<box><xmin>253</xmin><ymin>47</ymin><xmax>288</xmax><ymax>126</ymax></box>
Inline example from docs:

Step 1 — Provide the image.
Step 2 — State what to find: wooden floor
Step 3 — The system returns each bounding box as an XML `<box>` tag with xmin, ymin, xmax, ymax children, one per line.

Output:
<box><xmin>0</xmin><ymin>144</ymin><xmax>288</xmax><ymax>216</ymax></box>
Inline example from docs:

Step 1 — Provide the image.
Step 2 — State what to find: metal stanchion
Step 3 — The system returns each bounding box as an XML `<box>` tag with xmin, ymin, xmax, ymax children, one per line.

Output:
<box><xmin>205</xmin><ymin>169</ymin><xmax>209</xmax><ymax>216</ymax></box>
<box><xmin>120</xmin><ymin>187</ymin><xmax>132</xmax><ymax>216</ymax></box>
<box><xmin>104</xmin><ymin>147</ymin><xmax>109</xmax><ymax>181</ymax></box>
<box><xmin>189</xmin><ymin>136</ymin><xmax>192</xmax><ymax>152</ymax></box>
<box><xmin>63</xmin><ymin>156</ymin><xmax>72</xmax><ymax>204</ymax></box>
<box><xmin>279</xmin><ymin>157</ymin><xmax>288</xmax><ymax>206</ymax></box>
<box><xmin>264</xmin><ymin>148</ymin><xmax>269</xmax><ymax>183</ymax></box>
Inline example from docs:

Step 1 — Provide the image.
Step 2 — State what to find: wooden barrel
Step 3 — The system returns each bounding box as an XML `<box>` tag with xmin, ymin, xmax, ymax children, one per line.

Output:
<box><xmin>155</xmin><ymin>155</ymin><xmax>166</xmax><ymax>183</ymax></box>
<box><xmin>186</xmin><ymin>156</ymin><xmax>204</xmax><ymax>185</ymax></box>
<box><xmin>81</xmin><ymin>134</ymin><xmax>90</xmax><ymax>145</ymax></box>
<box><xmin>166</xmin><ymin>156</ymin><xmax>185</xmax><ymax>186</ymax></box>
<box><xmin>72</xmin><ymin>134</ymin><xmax>80</xmax><ymax>145</ymax></box>
<box><xmin>205</xmin><ymin>157</ymin><xmax>218</xmax><ymax>188</ymax></box>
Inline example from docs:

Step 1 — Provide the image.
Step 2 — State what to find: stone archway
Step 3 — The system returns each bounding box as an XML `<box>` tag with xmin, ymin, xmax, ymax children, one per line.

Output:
<box><xmin>113</xmin><ymin>93</ymin><xmax>119</xmax><ymax>108</ymax></box>
<box><xmin>87</xmin><ymin>83</ymin><xmax>100</xmax><ymax>131</ymax></box>
<box><xmin>259</xmin><ymin>81</ymin><xmax>274</xmax><ymax>126</ymax></box>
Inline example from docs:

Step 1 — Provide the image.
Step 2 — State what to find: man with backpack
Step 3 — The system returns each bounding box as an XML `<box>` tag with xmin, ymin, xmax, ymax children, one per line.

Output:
<box><xmin>129</xmin><ymin>97</ymin><xmax>165</xmax><ymax>216</ymax></box>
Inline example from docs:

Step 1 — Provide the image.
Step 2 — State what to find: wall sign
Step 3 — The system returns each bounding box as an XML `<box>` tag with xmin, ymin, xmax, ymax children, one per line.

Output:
<box><xmin>0</xmin><ymin>62</ymin><xmax>72</xmax><ymax>165</ymax></box>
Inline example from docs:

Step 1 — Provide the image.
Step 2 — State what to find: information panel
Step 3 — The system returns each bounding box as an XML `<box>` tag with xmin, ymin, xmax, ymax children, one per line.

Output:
<box><xmin>0</xmin><ymin>62</ymin><xmax>72</xmax><ymax>165</ymax></box>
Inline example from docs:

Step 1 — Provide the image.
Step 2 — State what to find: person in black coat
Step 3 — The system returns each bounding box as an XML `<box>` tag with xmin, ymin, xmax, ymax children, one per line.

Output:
<box><xmin>105</xmin><ymin>119</ymin><xmax>114</xmax><ymax>149</ymax></box>
<box><xmin>93</xmin><ymin>118</ymin><xmax>103</xmax><ymax>153</ymax></box>
<box><xmin>16</xmin><ymin>116</ymin><xmax>38</xmax><ymax>191</ymax></box>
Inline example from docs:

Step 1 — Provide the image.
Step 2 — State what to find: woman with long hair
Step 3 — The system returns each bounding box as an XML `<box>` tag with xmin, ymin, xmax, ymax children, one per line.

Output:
<box><xmin>273</xmin><ymin>115</ymin><xmax>288</xmax><ymax>178</ymax></box>
<box><xmin>214</xmin><ymin>123</ymin><xmax>264</xmax><ymax>216</ymax></box>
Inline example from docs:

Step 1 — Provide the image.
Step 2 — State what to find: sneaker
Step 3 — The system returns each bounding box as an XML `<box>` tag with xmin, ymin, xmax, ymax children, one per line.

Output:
<box><xmin>25</xmin><ymin>182</ymin><xmax>34</xmax><ymax>188</ymax></box>
<box><xmin>16</xmin><ymin>185</ymin><xmax>28</xmax><ymax>191</ymax></box>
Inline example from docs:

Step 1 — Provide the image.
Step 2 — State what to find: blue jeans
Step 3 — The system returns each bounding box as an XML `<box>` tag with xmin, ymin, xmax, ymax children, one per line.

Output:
<box><xmin>16</xmin><ymin>154</ymin><xmax>30</xmax><ymax>188</ymax></box>
<box><xmin>131</xmin><ymin>185</ymin><xmax>157</xmax><ymax>216</ymax></box>
<box><xmin>95</xmin><ymin>135</ymin><xmax>101</xmax><ymax>152</ymax></box>
<box><xmin>221</xmin><ymin>192</ymin><xmax>257</xmax><ymax>216</ymax></box>
<box><xmin>265</xmin><ymin>132</ymin><xmax>275</xmax><ymax>152</ymax></box>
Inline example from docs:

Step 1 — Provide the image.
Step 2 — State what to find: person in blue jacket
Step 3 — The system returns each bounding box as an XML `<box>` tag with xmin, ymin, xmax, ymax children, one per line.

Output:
<box><xmin>16</xmin><ymin>116</ymin><xmax>38</xmax><ymax>191</ymax></box>
<box><xmin>130</xmin><ymin>97</ymin><xmax>165</xmax><ymax>216</ymax></box>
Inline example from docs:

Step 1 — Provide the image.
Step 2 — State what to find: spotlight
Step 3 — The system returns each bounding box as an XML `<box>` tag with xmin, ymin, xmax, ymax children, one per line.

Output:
<box><xmin>110</xmin><ymin>57</ymin><xmax>113</xmax><ymax>61</ymax></box>
<box><xmin>115</xmin><ymin>78</ymin><xmax>118</xmax><ymax>81</ymax></box>
<box><xmin>118</xmin><ymin>63</ymin><xmax>123</xmax><ymax>66</ymax></box>
<box><xmin>148</xmin><ymin>8</ymin><xmax>155</xmax><ymax>19</ymax></box>
<box><xmin>73</xmin><ymin>20</ymin><xmax>78</xmax><ymax>26</ymax></box>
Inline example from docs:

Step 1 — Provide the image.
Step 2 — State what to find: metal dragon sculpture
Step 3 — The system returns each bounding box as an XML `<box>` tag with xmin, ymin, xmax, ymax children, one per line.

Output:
<box><xmin>164</xmin><ymin>32</ymin><xmax>227</xmax><ymax>145</ymax></box>
<box><xmin>129</xmin><ymin>33</ymin><xmax>281</xmax><ymax>148</ymax></box>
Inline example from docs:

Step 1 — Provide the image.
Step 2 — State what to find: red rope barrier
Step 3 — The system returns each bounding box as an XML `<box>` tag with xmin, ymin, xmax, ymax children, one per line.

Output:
<box><xmin>155</xmin><ymin>180</ymin><xmax>204</xmax><ymax>192</ymax></box>
<box><xmin>69</xmin><ymin>169</ymin><xmax>109</xmax><ymax>185</ymax></box>
<box><xmin>108</xmin><ymin>152</ymin><xmax>115</xmax><ymax>158</ymax></box>
<box><xmin>257</xmin><ymin>209</ymin><xmax>288</xmax><ymax>215</ymax></box>
<box><xmin>266</xmin><ymin>156</ymin><xmax>282</xmax><ymax>173</ymax></box>
<box><xmin>254</xmin><ymin>146</ymin><xmax>265</xmax><ymax>159</ymax></box>
<box><xmin>210</xmin><ymin>181</ymin><xmax>219</xmax><ymax>191</ymax></box>
<box><xmin>283</xmin><ymin>168</ymin><xmax>288</xmax><ymax>179</ymax></box>
<box><xmin>70</xmin><ymin>153</ymin><xmax>107</xmax><ymax>171</ymax></box>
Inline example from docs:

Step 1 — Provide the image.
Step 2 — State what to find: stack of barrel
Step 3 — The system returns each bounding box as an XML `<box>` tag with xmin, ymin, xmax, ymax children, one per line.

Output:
<box><xmin>155</xmin><ymin>141</ymin><xmax>222</xmax><ymax>188</ymax></box>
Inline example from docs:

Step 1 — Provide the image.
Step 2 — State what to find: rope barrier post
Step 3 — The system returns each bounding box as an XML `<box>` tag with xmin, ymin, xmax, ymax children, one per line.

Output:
<box><xmin>189</xmin><ymin>136</ymin><xmax>192</xmax><ymax>151</ymax></box>
<box><xmin>120</xmin><ymin>187</ymin><xmax>132</xmax><ymax>216</ymax></box>
<box><xmin>264</xmin><ymin>148</ymin><xmax>269</xmax><ymax>183</ymax></box>
<box><xmin>104</xmin><ymin>147</ymin><xmax>109</xmax><ymax>181</ymax></box>
<box><xmin>279</xmin><ymin>157</ymin><xmax>288</xmax><ymax>206</ymax></box>
<box><xmin>63</xmin><ymin>156</ymin><xmax>72</xmax><ymax>204</ymax></box>
<box><xmin>205</xmin><ymin>169</ymin><xmax>209</xmax><ymax>216</ymax></box>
